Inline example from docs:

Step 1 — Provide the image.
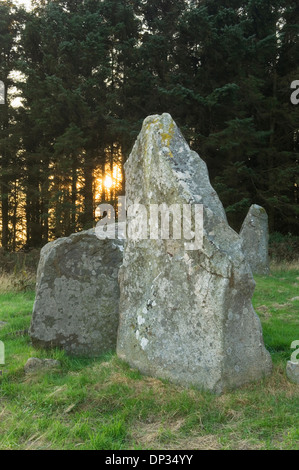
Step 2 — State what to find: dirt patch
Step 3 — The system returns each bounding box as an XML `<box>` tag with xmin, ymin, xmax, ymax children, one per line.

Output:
<box><xmin>226</xmin><ymin>433</ymin><xmax>264</xmax><ymax>450</ymax></box>
<box><xmin>164</xmin><ymin>434</ymin><xmax>222</xmax><ymax>450</ymax></box>
<box><xmin>272</xmin><ymin>302</ymin><xmax>291</xmax><ymax>310</ymax></box>
<box><xmin>256</xmin><ymin>305</ymin><xmax>272</xmax><ymax>319</ymax></box>
<box><xmin>25</xmin><ymin>433</ymin><xmax>52</xmax><ymax>450</ymax></box>
<box><xmin>263</xmin><ymin>364</ymin><xmax>299</xmax><ymax>397</ymax></box>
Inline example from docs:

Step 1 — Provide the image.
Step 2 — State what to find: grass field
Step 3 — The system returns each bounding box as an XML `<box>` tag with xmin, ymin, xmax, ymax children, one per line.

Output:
<box><xmin>0</xmin><ymin>265</ymin><xmax>298</xmax><ymax>450</ymax></box>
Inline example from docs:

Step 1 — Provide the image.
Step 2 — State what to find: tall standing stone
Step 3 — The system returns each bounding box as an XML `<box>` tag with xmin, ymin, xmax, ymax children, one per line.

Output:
<box><xmin>117</xmin><ymin>113</ymin><xmax>272</xmax><ymax>394</ymax></box>
<box><xmin>30</xmin><ymin>229</ymin><xmax>123</xmax><ymax>356</ymax></box>
<box><xmin>240</xmin><ymin>205</ymin><xmax>270</xmax><ymax>276</ymax></box>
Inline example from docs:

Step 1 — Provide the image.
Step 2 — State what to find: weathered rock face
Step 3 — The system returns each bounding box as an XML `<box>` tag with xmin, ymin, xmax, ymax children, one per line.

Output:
<box><xmin>240</xmin><ymin>205</ymin><xmax>270</xmax><ymax>276</ymax></box>
<box><xmin>30</xmin><ymin>229</ymin><xmax>123</xmax><ymax>356</ymax></box>
<box><xmin>24</xmin><ymin>358</ymin><xmax>61</xmax><ymax>374</ymax></box>
<box><xmin>117</xmin><ymin>113</ymin><xmax>272</xmax><ymax>394</ymax></box>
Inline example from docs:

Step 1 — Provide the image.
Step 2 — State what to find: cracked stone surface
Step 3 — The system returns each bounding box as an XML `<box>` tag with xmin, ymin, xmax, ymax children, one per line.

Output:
<box><xmin>240</xmin><ymin>205</ymin><xmax>270</xmax><ymax>276</ymax></box>
<box><xmin>117</xmin><ymin>113</ymin><xmax>272</xmax><ymax>394</ymax></box>
<box><xmin>30</xmin><ymin>229</ymin><xmax>123</xmax><ymax>356</ymax></box>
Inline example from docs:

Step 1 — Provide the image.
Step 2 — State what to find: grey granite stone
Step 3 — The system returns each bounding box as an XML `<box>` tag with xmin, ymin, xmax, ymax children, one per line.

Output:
<box><xmin>240</xmin><ymin>205</ymin><xmax>270</xmax><ymax>276</ymax></box>
<box><xmin>117</xmin><ymin>113</ymin><xmax>272</xmax><ymax>394</ymax></box>
<box><xmin>30</xmin><ymin>229</ymin><xmax>123</xmax><ymax>356</ymax></box>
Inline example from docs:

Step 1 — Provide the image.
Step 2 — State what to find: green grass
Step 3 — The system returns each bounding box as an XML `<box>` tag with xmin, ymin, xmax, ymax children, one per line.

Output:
<box><xmin>0</xmin><ymin>266</ymin><xmax>298</xmax><ymax>450</ymax></box>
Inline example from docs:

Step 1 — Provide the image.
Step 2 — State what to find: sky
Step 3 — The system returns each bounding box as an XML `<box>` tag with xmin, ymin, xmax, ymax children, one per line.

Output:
<box><xmin>13</xmin><ymin>0</ymin><xmax>32</xmax><ymax>10</ymax></box>
<box><xmin>5</xmin><ymin>0</ymin><xmax>32</xmax><ymax>107</ymax></box>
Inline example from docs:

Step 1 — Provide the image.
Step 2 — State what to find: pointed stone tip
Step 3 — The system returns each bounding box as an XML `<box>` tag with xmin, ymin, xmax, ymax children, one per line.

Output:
<box><xmin>141</xmin><ymin>113</ymin><xmax>178</xmax><ymax>155</ymax></box>
<box><xmin>248</xmin><ymin>204</ymin><xmax>268</xmax><ymax>219</ymax></box>
<box><xmin>161</xmin><ymin>112</ymin><xmax>174</xmax><ymax>122</ymax></box>
<box><xmin>142</xmin><ymin>114</ymin><xmax>160</xmax><ymax>127</ymax></box>
<box><xmin>142</xmin><ymin>113</ymin><xmax>175</xmax><ymax>129</ymax></box>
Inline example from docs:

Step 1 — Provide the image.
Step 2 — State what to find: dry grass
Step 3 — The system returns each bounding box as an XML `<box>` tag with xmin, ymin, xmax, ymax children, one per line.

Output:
<box><xmin>166</xmin><ymin>434</ymin><xmax>222</xmax><ymax>451</ymax></box>
<box><xmin>131</xmin><ymin>419</ymin><xmax>222</xmax><ymax>450</ymax></box>
<box><xmin>270</xmin><ymin>260</ymin><xmax>299</xmax><ymax>272</ymax></box>
<box><xmin>0</xmin><ymin>272</ymin><xmax>16</xmax><ymax>293</ymax></box>
<box><xmin>131</xmin><ymin>419</ymin><xmax>264</xmax><ymax>450</ymax></box>
<box><xmin>25</xmin><ymin>433</ymin><xmax>52</xmax><ymax>451</ymax></box>
<box><xmin>0</xmin><ymin>271</ymin><xmax>36</xmax><ymax>294</ymax></box>
<box><xmin>255</xmin><ymin>305</ymin><xmax>272</xmax><ymax>320</ymax></box>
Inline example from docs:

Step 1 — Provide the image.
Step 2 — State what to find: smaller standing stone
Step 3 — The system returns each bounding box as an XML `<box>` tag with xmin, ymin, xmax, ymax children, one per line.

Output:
<box><xmin>240</xmin><ymin>205</ymin><xmax>270</xmax><ymax>275</ymax></box>
<box><xmin>29</xmin><ymin>229</ymin><xmax>123</xmax><ymax>356</ymax></box>
<box><xmin>286</xmin><ymin>361</ymin><xmax>299</xmax><ymax>384</ymax></box>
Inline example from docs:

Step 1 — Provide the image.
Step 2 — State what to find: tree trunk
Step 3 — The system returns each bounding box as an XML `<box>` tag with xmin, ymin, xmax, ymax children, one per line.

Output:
<box><xmin>1</xmin><ymin>179</ymin><xmax>9</xmax><ymax>250</ymax></box>
<box><xmin>82</xmin><ymin>155</ymin><xmax>94</xmax><ymax>230</ymax></box>
<box><xmin>0</xmin><ymin>81</ymin><xmax>10</xmax><ymax>251</ymax></box>
<box><xmin>71</xmin><ymin>156</ymin><xmax>78</xmax><ymax>233</ymax></box>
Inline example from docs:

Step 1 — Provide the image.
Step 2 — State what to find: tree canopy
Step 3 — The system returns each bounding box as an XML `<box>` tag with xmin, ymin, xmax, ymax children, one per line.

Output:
<box><xmin>0</xmin><ymin>0</ymin><xmax>298</xmax><ymax>250</ymax></box>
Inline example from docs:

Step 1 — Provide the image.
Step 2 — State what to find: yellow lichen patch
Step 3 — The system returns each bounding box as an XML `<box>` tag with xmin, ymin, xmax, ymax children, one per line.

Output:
<box><xmin>160</xmin><ymin>121</ymin><xmax>175</xmax><ymax>146</ymax></box>
<box><xmin>145</xmin><ymin>117</ymin><xmax>159</xmax><ymax>134</ymax></box>
<box><xmin>143</xmin><ymin>117</ymin><xmax>175</xmax><ymax>159</ymax></box>
<box><xmin>159</xmin><ymin>121</ymin><xmax>175</xmax><ymax>158</ymax></box>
